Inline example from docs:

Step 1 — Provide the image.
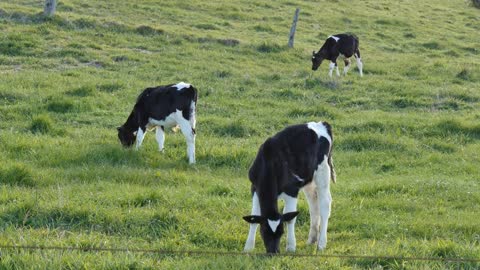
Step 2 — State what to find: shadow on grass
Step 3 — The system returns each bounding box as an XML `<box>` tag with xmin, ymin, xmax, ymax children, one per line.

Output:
<box><xmin>52</xmin><ymin>144</ymin><xmax>147</xmax><ymax>168</ymax></box>
<box><xmin>0</xmin><ymin>10</ymin><xmax>163</xmax><ymax>36</ymax></box>
<box><xmin>0</xmin><ymin>203</ymin><xmax>178</xmax><ymax>239</ymax></box>
<box><xmin>303</xmin><ymin>77</ymin><xmax>342</xmax><ymax>90</ymax></box>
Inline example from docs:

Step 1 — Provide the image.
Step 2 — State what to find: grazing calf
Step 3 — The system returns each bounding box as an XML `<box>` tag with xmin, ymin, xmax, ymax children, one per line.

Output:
<box><xmin>117</xmin><ymin>82</ymin><xmax>197</xmax><ymax>164</ymax></box>
<box><xmin>243</xmin><ymin>122</ymin><xmax>336</xmax><ymax>254</ymax></box>
<box><xmin>312</xmin><ymin>33</ymin><xmax>363</xmax><ymax>77</ymax></box>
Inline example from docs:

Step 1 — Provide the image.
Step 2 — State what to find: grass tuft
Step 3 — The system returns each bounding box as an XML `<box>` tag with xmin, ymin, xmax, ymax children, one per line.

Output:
<box><xmin>30</xmin><ymin>114</ymin><xmax>53</xmax><ymax>134</ymax></box>
<box><xmin>97</xmin><ymin>83</ymin><xmax>123</xmax><ymax>93</ymax></box>
<box><xmin>256</xmin><ymin>42</ymin><xmax>285</xmax><ymax>53</ymax></box>
<box><xmin>0</xmin><ymin>164</ymin><xmax>36</xmax><ymax>187</ymax></box>
<box><xmin>136</xmin><ymin>25</ymin><xmax>164</xmax><ymax>35</ymax></box>
<box><xmin>66</xmin><ymin>86</ymin><xmax>95</xmax><ymax>97</ymax></box>
<box><xmin>47</xmin><ymin>99</ymin><xmax>75</xmax><ymax>113</ymax></box>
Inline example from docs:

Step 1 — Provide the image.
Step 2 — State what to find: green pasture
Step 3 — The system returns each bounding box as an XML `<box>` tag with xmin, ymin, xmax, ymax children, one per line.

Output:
<box><xmin>0</xmin><ymin>0</ymin><xmax>479</xmax><ymax>268</ymax></box>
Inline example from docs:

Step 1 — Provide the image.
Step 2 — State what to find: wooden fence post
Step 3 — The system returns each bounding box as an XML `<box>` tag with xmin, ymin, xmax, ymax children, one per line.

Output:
<box><xmin>288</xmin><ymin>8</ymin><xmax>300</xmax><ymax>48</ymax></box>
<box><xmin>44</xmin><ymin>0</ymin><xmax>57</xmax><ymax>17</ymax></box>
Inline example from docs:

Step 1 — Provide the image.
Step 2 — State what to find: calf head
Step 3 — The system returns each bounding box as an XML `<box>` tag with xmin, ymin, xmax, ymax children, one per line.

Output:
<box><xmin>117</xmin><ymin>126</ymin><xmax>135</xmax><ymax>147</ymax></box>
<box><xmin>243</xmin><ymin>211</ymin><xmax>299</xmax><ymax>253</ymax></box>
<box><xmin>311</xmin><ymin>50</ymin><xmax>325</xmax><ymax>71</ymax></box>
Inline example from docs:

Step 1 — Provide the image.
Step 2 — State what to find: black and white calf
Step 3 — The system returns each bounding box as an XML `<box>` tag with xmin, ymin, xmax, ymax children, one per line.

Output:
<box><xmin>117</xmin><ymin>82</ymin><xmax>197</xmax><ymax>164</ymax></box>
<box><xmin>243</xmin><ymin>122</ymin><xmax>336</xmax><ymax>254</ymax></box>
<box><xmin>312</xmin><ymin>33</ymin><xmax>363</xmax><ymax>77</ymax></box>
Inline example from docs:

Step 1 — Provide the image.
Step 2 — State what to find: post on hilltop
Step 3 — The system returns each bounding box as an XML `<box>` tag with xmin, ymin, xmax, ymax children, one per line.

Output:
<box><xmin>44</xmin><ymin>0</ymin><xmax>57</xmax><ymax>17</ymax></box>
<box><xmin>288</xmin><ymin>8</ymin><xmax>300</xmax><ymax>48</ymax></box>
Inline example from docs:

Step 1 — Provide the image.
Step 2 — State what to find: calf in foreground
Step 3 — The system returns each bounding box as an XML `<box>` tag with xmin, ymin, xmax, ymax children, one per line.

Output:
<box><xmin>117</xmin><ymin>82</ymin><xmax>197</xmax><ymax>164</ymax></box>
<box><xmin>312</xmin><ymin>33</ymin><xmax>363</xmax><ymax>77</ymax></box>
<box><xmin>243</xmin><ymin>122</ymin><xmax>336</xmax><ymax>253</ymax></box>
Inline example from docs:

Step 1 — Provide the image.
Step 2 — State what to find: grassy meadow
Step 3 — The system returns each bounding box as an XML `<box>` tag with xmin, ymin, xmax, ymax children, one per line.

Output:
<box><xmin>1</xmin><ymin>0</ymin><xmax>479</xmax><ymax>268</ymax></box>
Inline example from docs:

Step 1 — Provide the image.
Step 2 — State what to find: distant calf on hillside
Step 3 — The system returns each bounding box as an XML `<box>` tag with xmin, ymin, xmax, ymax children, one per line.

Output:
<box><xmin>117</xmin><ymin>82</ymin><xmax>197</xmax><ymax>164</ymax></box>
<box><xmin>243</xmin><ymin>121</ymin><xmax>336</xmax><ymax>253</ymax></box>
<box><xmin>312</xmin><ymin>34</ymin><xmax>363</xmax><ymax>77</ymax></box>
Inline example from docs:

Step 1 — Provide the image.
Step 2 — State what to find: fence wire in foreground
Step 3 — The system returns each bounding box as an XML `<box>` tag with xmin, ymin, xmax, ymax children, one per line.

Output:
<box><xmin>0</xmin><ymin>244</ymin><xmax>479</xmax><ymax>264</ymax></box>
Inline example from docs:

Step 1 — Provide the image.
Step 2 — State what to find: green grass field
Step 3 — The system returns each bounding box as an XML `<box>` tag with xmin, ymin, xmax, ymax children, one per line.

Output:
<box><xmin>1</xmin><ymin>0</ymin><xmax>479</xmax><ymax>269</ymax></box>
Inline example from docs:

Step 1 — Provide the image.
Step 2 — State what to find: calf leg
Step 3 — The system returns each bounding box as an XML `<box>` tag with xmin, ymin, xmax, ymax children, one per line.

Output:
<box><xmin>303</xmin><ymin>182</ymin><xmax>320</xmax><ymax>244</ymax></box>
<box><xmin>355</xmin><ymin>50</ymin><xmax>363</xmax><ymax>77</ymax></box>
<box><xmin>155</xmin><ymin>126</ymin><xmax>165</xmax><ymax>152</ymax></box>
<box><xmin>176</xmin><ymin>110</ymin><xmax>196</xmax><ymax>164</ymax></box>
<box><xmin>313</xmin><ymin>157</ymin><xmax>332</xmax><ymax>250</ymax></box>
<box><xmin>328</xmin><ymin>61</ymin><xmax>336</xmax><ymax>78</ymax></box>
<box><xmin>244</xmin><ymin>192</ymin><xmax>260</xmax><ymax>251</ymax></box>
<box><xmin>343</xmin><ymin>58</ymin><xmax>351</xmax><ymax>75</ymax></box>
<box><xmin>283</xmin><ymin>193</ymin><xmax>298</xmax><ymax>252</ymax></box>
<box><xmin>135</xmin><ymin>127</ymin><xmax>146</xmax><ymax>150</ymax></box>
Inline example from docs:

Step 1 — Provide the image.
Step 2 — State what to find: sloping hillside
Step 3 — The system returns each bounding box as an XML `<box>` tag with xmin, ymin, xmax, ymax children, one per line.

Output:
<box><xmin>0</xmin><ymin>0</ymin><xmax>479</xmax><ymax>268</ymax></box>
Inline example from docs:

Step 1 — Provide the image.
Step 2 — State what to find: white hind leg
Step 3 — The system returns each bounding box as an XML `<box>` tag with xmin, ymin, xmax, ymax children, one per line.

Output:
<box><xmin>176</xmin><ymin>110</ymin><xmax>195</xmax><ymax>164</ymax></box>
<box><xmin>303</xmin><ymin>182</ymin><xmax>320</xmax><ymax>244</ymax></box>
<box><xmin>155</xmin><ymin>127</ymin><xmax>165</xmax><ymax>152</ymax></box>
<box><xmin>244</xmin><ymin>192</ymin><xmax>260</xmax><ymax>251</ymax></box>
<box><xmin>314</xmin><ymin>157</ymin><xmax>332</xmax><ymax>250</ymax></box>
<box><xmin>355</xmin><ymin>53</ymin><xmax>363</xmax><ymax>77</ymax></box>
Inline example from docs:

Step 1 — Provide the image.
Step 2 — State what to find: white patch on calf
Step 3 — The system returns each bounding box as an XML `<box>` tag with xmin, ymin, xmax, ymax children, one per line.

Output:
<box><xmin>174</xmin><ymin>82</ymin><xmax>191</xmax><ymax>90</ymax></box>
<box><xmin>307</xmin><ymin>122</ymin><xmax>332</xmax><ymax>144</ymax></box>
<box><xmin>329</xmin><ymin>35</ymin><xmax>340</xmax><ymax>42</ymax></box>
<box><xmin>267</xmin><ymin>219</ymin><xmax>281</xmax><ymax>233</ymax></box>
<box><xmin>292</xmin><ymin>173</ymin><xmax>304</xmax><ymax>183</ymax></box>
<box><xmin>148</xmin><ymin>113</ymin><xmax>177</xmax><ymax>129</ymax></box>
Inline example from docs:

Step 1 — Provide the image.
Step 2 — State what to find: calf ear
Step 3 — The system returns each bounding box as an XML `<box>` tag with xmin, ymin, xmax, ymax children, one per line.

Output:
<box><xmin>282</xmin><ymin>211</ymin><xmax>299</xmax><ymax>222</ymax></box>
<box><xmin>243</xmin><ymin>215</ymin><xmax>263</xmax><ymax>224</ymax></box>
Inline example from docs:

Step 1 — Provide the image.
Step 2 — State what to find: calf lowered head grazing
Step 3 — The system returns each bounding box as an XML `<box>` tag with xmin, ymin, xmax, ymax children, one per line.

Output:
<box><xmin>312</xmin><ymin>33</ymin><xmax>363</xmax><ymax>77</ymax></box>
<box><xmin>117</xmin><ymin>82</ymin><xmax>197</xmax><ymax>164</ymax></box>
<box><xmin>243</xmin><ymin>121</ymin><xmax>336</xmax><ymax>254</ymax></box>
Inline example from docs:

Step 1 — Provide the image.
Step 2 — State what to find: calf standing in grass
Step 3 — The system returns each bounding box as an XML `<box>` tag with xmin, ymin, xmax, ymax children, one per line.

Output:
<box><xmin>243</xmin><ymin>121</ymin><xmax>336</xmax><ymax>253</ymax></box>
<box><xmin>117</xmin><ymin>82</ymin><xmax>197</xmax><ymax>164</ymax></box>
<box><xmin>312</xmin><ymin>33</ymin><xmax>363</xmax><ymax>77</ymax></box>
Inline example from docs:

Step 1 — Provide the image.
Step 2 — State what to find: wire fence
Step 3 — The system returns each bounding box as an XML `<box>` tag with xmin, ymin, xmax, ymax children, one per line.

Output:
<box><xmin>1</xmin><ymin>244</ymin><xmax>479</xmax><ymax>264</ymax></box>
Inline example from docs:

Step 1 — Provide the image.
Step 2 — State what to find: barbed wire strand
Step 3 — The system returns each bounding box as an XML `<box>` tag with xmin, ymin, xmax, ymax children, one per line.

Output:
<box><xmin>0</xmin><ymin>245</ymin><xmax>479</xmax><ymax>264</ymax></box>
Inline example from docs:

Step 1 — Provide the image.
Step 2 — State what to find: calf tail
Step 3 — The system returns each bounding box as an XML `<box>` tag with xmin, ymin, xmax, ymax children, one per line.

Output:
<box><xmin>328</xmin><ymin>152</ymin><xmax>336</xmax><ymax>183</ymax></box>
<box><xmin>355</xmin><ymin>48</ymin><xmax>361</xmax><ymax>59</ymax></box>
<box><xmin>323</xmin><ymin>121</ymin><xmax>336</xmax><ymax>183</ymax></box>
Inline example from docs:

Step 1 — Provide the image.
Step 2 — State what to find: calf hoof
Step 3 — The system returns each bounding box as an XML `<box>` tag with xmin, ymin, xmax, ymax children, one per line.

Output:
<box><xmin>244</xmin><ymin>246</ymin><xmax>254</xmax><ymax>252</ymax></box>
<box><xmin>307</xmin><ymin>236</ymin><xmax>317</xmax><ymax>245</ymax></box>
<box><xmin>317</xmin><ymin>241</ymin><xmax>327</xmax><ymax>250</ymax></box>
<box><xmin>286</xmin><ymin>245</ymin><xmax>296</xmax><ymax>252</ymax></box>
